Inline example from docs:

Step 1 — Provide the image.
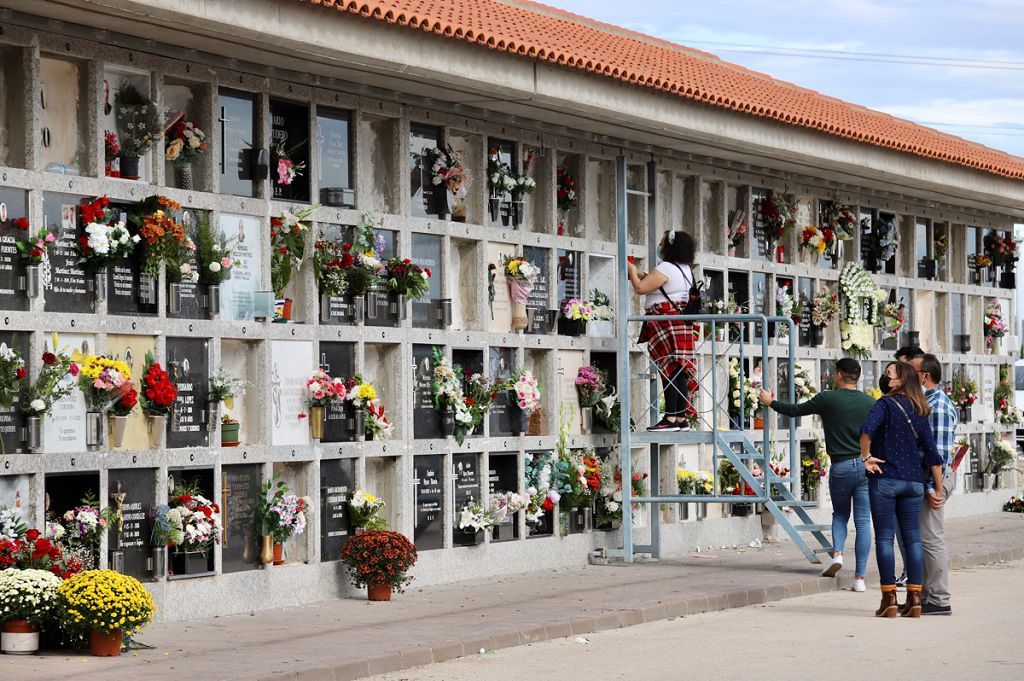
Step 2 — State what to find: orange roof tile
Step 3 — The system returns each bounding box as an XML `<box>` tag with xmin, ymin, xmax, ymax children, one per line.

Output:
<box><xmin>303</xmin><ymin>0</ymin><xmax>1024</xmax><ymax>181</ymax></box>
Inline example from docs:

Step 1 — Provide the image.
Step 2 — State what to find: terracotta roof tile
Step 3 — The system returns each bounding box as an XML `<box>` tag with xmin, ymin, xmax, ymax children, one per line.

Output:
<box><xmin>302</xmin><ymin>0</ymin><xmax>1024</xmax><ymax>181</ymax></box>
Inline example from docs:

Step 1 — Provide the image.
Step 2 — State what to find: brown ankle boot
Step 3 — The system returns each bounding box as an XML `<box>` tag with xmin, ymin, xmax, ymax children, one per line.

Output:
<box><xmin>902</xmin><ymin>586</ymin><xmax>922</xmax><ymax>618</ymax></box>
<box><xmin>876</xmin><ymin>587</ymin><xmax>899</xmax><ymax>618</ymax></box>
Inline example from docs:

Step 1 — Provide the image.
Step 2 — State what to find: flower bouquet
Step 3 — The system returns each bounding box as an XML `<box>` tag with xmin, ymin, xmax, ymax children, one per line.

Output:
<box><xmin>76</xmin><ymin>196</ymin><xmax>138</xmax><ymax>276</ymax></box>
<box><xmin>269</xmin><ymin>205</ymin><xmax>318</xmax><ymax>305</ymax></box>
<box><xmin>559</xmin><ymin>297</ymin><xmax>593</xmax><ymax>336</ymax></box>
<box><xmin>165</xmin><ymin>116</ymin><xmax>207</xmax><ymax>190</ymax></box>
<box><xmin>21</xmin><ymin>344</ymin><xmax>78</xmax><ymax>450</ymax></box>
<box><xmin>57</xmin><ymin>570</ymin><xmax>155</xmax><ymax>656</ymax></box>
<box><xmin>340</xmin><ymin>530</ymin><xmax>417</xmax><ymax>600</ymax></box>
<box><xmin>839</xmin><ymin>262</ymin><xmax>881</xmax><ymax>359</ymax></box>
<box><xmin>0</xmin><ymin>343</ymin><xmax>26</xmax><ymax>425</ymax></box>
<box><xmin>875</xmin><ymin>216</ymin><xmax>899</xmax><ymax>264</ymax></box>
<box><xmin>271</xmin><ymin>137</ymin><xmax>306</xmax><ymax>187</ymax></box>
<box><xmin>575</xmin><ymin>365</ymin><xmax>607</xmax><ymax>409</ymax></box>
<box><xmin>104</xmin><ymin>130</ymin><xmax>119</xmax><ymax>177</ymax></box>
<box><xmin>508</xmin><ymin>369</ymin><xmax>542</xmax><ymax>432</ymax></box>
<box><xmin>348</xmin><ymin>490</ymin><xmax>387</xmax><ymax>531</ymax></box>
<box><xmin>948</xmin><ymin>367</ymin><xmax>978</xmax><ymax>422</ymax></box>
<box><xmin>0</xmin><ymin>506</ymin><xmax>26</xmax><ymax>542</ymax></box>
<box><xmin>775</xmin><ymin>283</ymin><xmax>796</xmax><ymax>339</ymax></box>
<box><xmin>427</xmin><ymin>144</ymin><xmax>466</xmax><ymax>219</ymax></box>
<box><xmin>727</xmin><ymin>358</ymin><xmax>761</xmax><ymax>428</ymax></box>
<box><xmin>487</xmin><ymin>148</ymin><xmax>517</xmax><ymax>223</ymax></box>
<box><xmin>75</xmin><ymin>354</ymin><xmax>135</xmax><ymax>448</ymax></box>
<box><xmin>139</xmin><ymin>351</ymin><xmax>176</xmax><ymax>423</ymax></box>
<box><xmin>161</xmin><ymin>481</ymin><xmax>221</xmax><ymax>574</ymax></box>
<box><xmin>881</xmin><ymin>300</ymin><xmax>905</xmax><ymax>340</ymax></box>
<box><xmin>305</xmin><ymin>368</ymin><xmax>346</xmax><ymax>440</ymax></box>
<box><xmin>257</xmin><ymin>476</ymin><xmax>312</xmax><ymax>564</ymax></box>
<box><xmin>727</xmin><ymin>210</ymin><xmax>747</xmax><ymax>255</ymax></box>
<box><xmin>1004</xmin><ymin>496</ymin><xmax>1024</xmax><ymax>513</ymax></box>
<box><xmin>987</xmin><ymin>439</ymin><xmax>1016</xmax><ymax>477</ymax></box>
<box><xmin>130</xmin><ymin>195</ymin><xmax>196</xmax><ymax>282</ymax></box>
<box><xmin>824</xmin><ymin>201</ymin><xmax>857</xmax><ymax>241</ymax></box>
<box><xmin>758</xmin><ymin>193</ymin><xmax>797</xmax><ymax>259</ymax></box>
<box><xmin>382</xmin><ymin>257</ymin><xmax>431</xmax><ymax>318</ymax></box>
<box><xmin>792</xmin><ymin>363</ymin><xmax>817</xmax><ymax>401</ymax></box>
<box><xmin>113</xmin><ymin>84</ymin><xmax>158</xmax><ymax>179</ymax></box>
<box><xmin>810</xmin><ymin>289</ymin><xmax>840</xmax><ymax>328</ymax></box>
<box><xmin>984</xmin><ymin>301</ymin><xmax>1007</xmax><ymax>352</ymax></box>
<box><xmin>501</xmin><ymin>254</ymin><xmax>539</xmax><ymax>331</ymax></box>
<box><xmin>801</xmin><ymin>441</ymin><xmax>830</xmax><ymax>498</ymax></box>
<box><xmin>14</xmin><ymin>224</ymin><xmax>56</xmax><ymax>265</ymax></box>
<box><xmin>195</xmin><ymin>212</ymin><xmax>237</xmax><ymax>290</ymax></box>
<box><xmin>799</xmin><ymin>224</ymin><xmax>835</xmax><ymax>262</ymax></box>
<box><xmin>313</xmin><ymin>239</ymin><xmax>350</xmax><ymax>301</ymax></box>
<box><xmin>995</xmin><ymin>364</ymin><xmax>1021</xmax><ymax>425</ymax></box>
<box><xmin>525</xmin><ymin>451</ymin><xmax>558</xmax><ymax>528</ymax></box>
<box><xmin>934</xmin><ymin>233</ymin><xmax>948</xmax><ymax>263</ymax></box>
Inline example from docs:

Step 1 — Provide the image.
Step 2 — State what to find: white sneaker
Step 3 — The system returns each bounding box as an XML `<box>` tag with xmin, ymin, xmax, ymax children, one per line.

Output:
<box><xmin>821</xmin><ymin>554</ymin><xmax>844</xmax><ymax>577</ymax></box>
<box><xmin>852</xmin><ymin>578</ymin><xmax>866</xmax><ymax>592</ymax></box>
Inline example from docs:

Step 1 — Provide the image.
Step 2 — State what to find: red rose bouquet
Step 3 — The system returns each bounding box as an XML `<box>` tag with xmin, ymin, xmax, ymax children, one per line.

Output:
<box><xmin>383</xmin><ymin>257</ymin><xmax>431</xmax><ymax>301</ymax></box>
<box><xmin>139</xmin><ymin>351</ymin><xmax>177</xmax><ymax>417</ymax></box>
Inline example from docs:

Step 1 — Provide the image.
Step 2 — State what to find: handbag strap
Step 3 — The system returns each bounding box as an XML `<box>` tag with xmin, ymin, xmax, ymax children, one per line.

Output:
<box><xmin>887</xmin><ymin>395</ymin><xmax>924</xmax><ymax>460</ymax></box>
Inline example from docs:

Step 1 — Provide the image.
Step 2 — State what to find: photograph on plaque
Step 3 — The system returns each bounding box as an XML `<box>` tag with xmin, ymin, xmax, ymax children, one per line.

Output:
<box><xmin>106</xmin><ymin>334</ymin><xmax>157</xmax><ymax>450</ymax></box>
<box><xmin>410</xmin><ymin>123</ymin><xmax>443</xmax><ymax>218</ymax></box>
<box><xmin>219</xmin><ymin>213</ymin><xmax>261</xmax><ymax>321</ymax></box>
<box><xmin>488</xmin><ymin>347</ymin><xmax>515</xmax><ymax>436</ymax></box>
<box><xmin>0</xmin><ymin>330</ymin><xmax>28</xmax><ymax>453</ymax></box>
<box><xmin>412</xmin><ymin>344</ymin><xmax>442</xmax><ymax>439</ymax></box>
<box><xmin>221</xmin><ymin>464</ymin><xmax>261</xmax><ymax>573</ymax></box>
<box><xmin>42</xmin><ymin>192</ymin><xmax>92</xmax><ymax>314</ymax></box>
<box><xmin>410</xmin><ymin>232</ymin><xmax>442</xmax><ymax>328</ymax></box>
<box><xmin>166</xmin><ymin>337</ymin><xmax>210</xmax><ymax>448</ymax></box>
<box><xmin>319</xmin><ymin>342</ymin><xmax>355</xmax><ymax>443</ymax></box>
<box><xmin>271</xmin><ymin>340</ymin><xmax>313</xmax><ymax>446</ymax></box>
<box><xmin>413</xmin><ymin>454</ymin><xmax>444</xmax><ymax>551</ymax></box>
<box><xmin>488</xmin><ymin>453</ymin><xmax>519</xmax><ymax>542</ymax></box>
<box><xmin>0</xmin><ymin>187</ymin><xmax>29</xmax><ymax>311</ymax></box>
<box><xmin>41</xmin><ymin>332</ymin><xmax>93</xmax><ymax>453</ymax></box>
<box><xmin>452</xmin><ymin>453</ymin><xmax>480</xmax><ymax>546</ymax></box>
<box><xmin>320</xmin><ymin>457</ymin><xmax>355</xmax><ymax>561</ymax></box>
<box><xmin>316</xmin><ymin>107</ymin><xmax>354</xmax><ymax>207</ymax></box>
<box><xmin>219</xmin><ymin>89</ymin><xmax>256</xmax><ymax>198</ymax></box>
<box><xmin>522</xmin><ymin>245</ymin><xmax>550</xmax><ymax>334</ymax></box>
<box><xmin>270</xmin><ymin>99</ymin><xmax>311</xmax><ymax>203</ymax></box>
<box><xmin>106</xmin><ymin>468</ymin><xmax>156</xmax><ymax>580</ymax></box>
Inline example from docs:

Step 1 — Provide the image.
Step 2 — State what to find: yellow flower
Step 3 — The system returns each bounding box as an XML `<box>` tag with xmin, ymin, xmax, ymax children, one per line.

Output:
<box><xmin>166</xmin><ymin>138</ymin><xmax>184</xmax><ymax>161</ymax></box>
<box><xmin>356</xmin><ymin>383</ymin><xmax>377</xmax><ymax>402</ymax></box>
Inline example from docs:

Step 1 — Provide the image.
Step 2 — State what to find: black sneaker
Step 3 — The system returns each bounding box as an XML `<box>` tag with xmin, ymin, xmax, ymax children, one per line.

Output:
<box><xmin>921</xmin><ymin>603</ymin><xmax>952</xmax><ymax>616</ymax></box>
<box><xmin>895</xmin><ymin>571</ymin><xmax>908</xmax><ymax>590</ymax></box>
<box><xmin>677</xmin><ymin>421</ymin><xmax>691</xmax><ymax>432</ymax></box>
<box><xmin>647</xmin><ymin>419</ymin><xmax>680</xmax><ymax>432</ymax></box>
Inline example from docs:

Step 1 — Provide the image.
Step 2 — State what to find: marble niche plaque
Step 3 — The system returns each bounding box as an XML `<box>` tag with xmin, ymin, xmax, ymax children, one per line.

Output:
<box><xmin>0</xmin><ymin>331</ymin><xmax>28</xmax><ymax>453</ymax></box>
<box><xmin>219</xmin><ymin>213</ymin><xmax>261</xmax><ymax>321</ymax></box>
<box><xmin>522</xmin><ymin>246</ymin><xmax>550</xmax><ymax>334</ymax></box>
<box><xmin>0</xmin><ymin>187</ymin><xmax>29</xmax><ymax>312</ymax></box>
<box><xmin>106</xmin><ymin>202</ymin><xmax>157</xmax><ymax>317</ymax></box>
<box><xmin>222</xmin><ymin>464</ymin><xmax>260</xmax><ymax>573</ymax></box>
<box><xmin>107</xmin><ymin>469</ymin><xmax>155</xmax><ymax>580</ymax></box>
<box><xmin>452</xmin><ymin>453</ymin><xmax>480</xmax><ymax>546</ymax></box>
<box><xmin>410</xmin><ymin>232</ymin><xmax>442</xmax><ymax>329</ymax></box>
<box><xmin>166</xmin><ymin>337</ymin><xmax>210</xmax><ymax>449</ymax></box>
<box><xmin>271</xmin><ymin>340</ymin><xmax>313</xmax><ymax>446</ymax></box>
<box><xmin>42</xmin><ymin>332</ymin><xmax>93</xmax><ymax>453</ymax></box>
<box><xmin>488</xmin><ymin>347</ymin><xmax>516</xmax><ymax>437</ymax></box>
<box><xmin>42</xmin><ymin>192</ymin><xmax>92</xmax><ymax>314</ymax></box>
<box><xmin>414</xmin><ymin>454</ymin><xmax>444</xmax><ymax>550</ymax></box>
<box><xmin>320</xmin><ymin>457</ymin><xmax>355</xmax><ymax>561</ymax></box>
<box><xmin>412</xmin><ymin>344</ymin><xmax>441</xmax><ymax>439</ymax></box>
<box><xmin>488</xmin><ymin>452</ymin><xmax>519</xmax><ymax>542</ymax></box>
<box><xmin>319</xmin><ymin>342</ymin><xmax>355</xmax><ymax>443</ymax></box>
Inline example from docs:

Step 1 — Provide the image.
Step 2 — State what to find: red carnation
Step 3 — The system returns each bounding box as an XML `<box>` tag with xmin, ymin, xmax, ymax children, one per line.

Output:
<box><xmin>541</xmin><ymin>497</ymin><xmax>554</xmax><ymax>512</ymax></box>
<box><xmin>424</xmin><ymin>268</ymin><xmax>432</xmax><ymax>277</ymax></box>
<box><xmin>25</xmin><ymin>529</ymin><xmax>40</xmax><ymax>541</ymax></box>
<box><xmin>177</xmin><ymin>494</ymin><xmax>193</xmax><ymax>505</ymax></box>
<box><xmin>211</xmin><ymin>503</ymin><xmax>220</xmax><ymax>513</ymax></box>
<box><xmin>16</xmin><ymin>367</ymin><xmax>26</xmax><ymax>380</ymax></box>
<box><xmin>69</xmin><ymin>363</ymin><xmax>79</xmax><ymax>376</ymax></box>
<box><xmin>14</xmin><ymin>217</ymin><xmax>29</xmax><ymax>230</ymax></box>
<box><xmin>342</xmin><ymin>243</ymin><xmax>351</xmax><ymax>251</ymax></box>
<box><xmin>41</xmin><ymin>352</ymin><xmax>56</xmax><ymax>365</ymax></box>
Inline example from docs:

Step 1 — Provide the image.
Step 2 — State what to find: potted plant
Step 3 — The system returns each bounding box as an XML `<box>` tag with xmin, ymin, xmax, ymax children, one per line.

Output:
<box><xmin>20</xmin><ymin>345</ymin><xmax>79</xmax><ymax>452</ymax></box>
<box><xmin>0</xmin><ymin>568</ymin><xmax>62</xmax><ymax>655</ymax></box>
<box><xmin>57</xmin><ymin>570</ymin><xmax>155</xmax><ymax>656</ymax></box>
<box><xmin>256</xmin><ymin>476</ymin><xmax>313</xmax><ymax>566</ymax></box>
<box><xmin>139</xmin><ymin>351</ymin><xmax>176</xmax><ymax>444</ymax></box>
<box><xmin>220</xmin><ymin>413</ymin><xmax>240</xmax><ymax>447</ymax></box>
<box><xmin>348</xmin><ymin>490</ymin><xmax>386</xmax><ymax>533</ymax></box>
<box><xmin>161</xmin><ymin>481</ymin><xmax>221</xmax><ymax>575</ymax></box>
<box><xmin>195</xmin><ymin>212</ymin><xmax>238</xmax><ymax>319</ymax></box>
<box><xmin>208</xmin><ymin>368</ymin><xmax>246</xmax><ymax>429</ymax></box>
<box><xmin>340</xmin><ymin>530</ymin><xmax>417</xmax><ymax>602</ymax></box>
<box><xmin>500</xmin><ymin>254</ymin><xmax>539</xmax><ymax>332</ymax></box>
<box><xmin>113</xmin><ymin>84</ymin><xmax>158</xmax><ymax>180</ymax></box>
<box><xmin>381</xmin><ymin>257</ymin><xmax>431</xmax><ymax>321</ymax></box>
<box><xmin>164</xmin><ymin>115</ymin><xmax>207</xmax><ymax>190</ymax></box>
<box><xmin>270</xmin><ymin>206</ymin><xmax>318</xmax><ymax>321</ymax></box>
<box><xmin>558</xmin><ymin>298</ymin><xmax>593</xmax><ymax>336</ymax></box>
<box><xmin>306</xmin><ymin>368</ymin><xmax>347</xmax><ymax>441</ymax></box>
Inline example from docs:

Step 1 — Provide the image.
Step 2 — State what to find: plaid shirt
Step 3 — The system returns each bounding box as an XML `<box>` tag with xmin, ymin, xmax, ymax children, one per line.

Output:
<box><xmin>925</xmin><ymin>386</ymin><xmax>958</xmax><ymax>471</ymax></box>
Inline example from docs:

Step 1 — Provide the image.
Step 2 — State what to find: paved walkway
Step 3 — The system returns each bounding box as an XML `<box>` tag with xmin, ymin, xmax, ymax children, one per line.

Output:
<box><xmin>11</xmin><ymin>513</ymin><xmax>1024</xmax><ymax>681</ymax></box>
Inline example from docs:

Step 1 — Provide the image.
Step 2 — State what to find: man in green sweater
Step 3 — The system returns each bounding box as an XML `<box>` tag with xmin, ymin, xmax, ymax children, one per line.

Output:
<box><xmin>759</xmin><ymin>358</ymin><xmax>876</xmax><ymax>589</ymax></box>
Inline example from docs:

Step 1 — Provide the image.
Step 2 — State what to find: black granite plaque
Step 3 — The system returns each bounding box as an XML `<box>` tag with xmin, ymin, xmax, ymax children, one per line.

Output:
<box><xmin>320</xmin><ymin>457</ymin><xmax>355</xmax><ymax>561</ymax></box>
<box><xmin>320</xmin><ymin>342</ymin><xmax>355</xmax><ymax>443</ymax></box>
<box><xmin>0</xmin><ymin>330</ymin><xmax>28</xmax><ymax>454</ymax></box>
<box><xmin>107</xmin><ymin>468</ymin><xmax>155</xmax><ymax>579</ymax></box>
<box><xmin>522</xmin><ymin>246</ymin><xmax>550</xmax><ymax>334</ymax></box>
<box><xmin>411</xmin><ymin>232</ymin><xmax>442</xmax><ymax>329</ymax></box>
<box><xmin>705</xmin><ymin>269</ymin><xmax>725</xmax><ymax>302</ymax></box>
<box><xmin>43</xmin><ymin>192</ymin><xmax>92</xmax><ymax>313</ymax></box>
<box><xmin>752</xmin><ymin>189</ymin><xmax>770</xmax><ymax>261</ymax></box>
<box><xmin>413</xmin><ymin>344</ymin><xmax>442</xmax><ymax>439</ymax></box>
<box><xmin>270</xmin><ymin>99</ymin><xmax>310</xmax><ymax>203</ymax></box>
<box><xmin>0</xmin><ymin>187</ymin><xmax>29</xmax><ymax>312</ymax></box>
<box><xmin>798</xmin><ymin>277</ymin><xmax>813</xmax><ymax>347</ymax></box>
<box><xmin>222</xmin><ymin>464</ymin><xmax>260</xmax><ymax>573</ymax></box>
<box><xmin>751</xmin><ymin>272</ymin><xmax>767</xmax><ymax>340</ymax></box>
<box><xmin>776</xmin><ymin>360</ymin><xmax>793</xmax><ymax>429</ymax></box>
<box><xmin>880</xmin><ymin>213</ymin><xmax>897</xmax><ymax>275</ymax></box>
<box><xmin>727</xmin><ymin>270</ymin><xmax>750</xmax><ymax>342</ymax></box>
<box><xmin>105</xmin><ymin>202</ymin><xmax>158</xmax><ymax>317</ymax></box>
<box><xmin>488</xmin><ymin>452</ymin><xmax>519</xmax><ymax>542</ymax></box>
<box><xmin>488</xmin><ymin>347</ymin><xmax>515</xmax><ymax>436</ymax></box>
<box><xmin>452</xmin><ymin>453</ymin><xmax>480</xmax><ymax>546</ymax></box>
<box><xmin>414</xmin><ymin>454</ymin><xmax>444</xmax><ymax>550</ymax></box>
<box><xmin>557</xmin><ymin>249</ymin><xmax>582</xmax><ymax>303</ymax></box>
<box><xmin>410</xmin><ymin>123</ymin><xmax>442</xmax><ymax>218</ymax></box>
<box><xmin>165</xmin><ymin>209</ymin><xmax>204</xmax><ymax>320</ymax></box>
<box><xmin>218</xmin><ymin>89</ymin><xmax>256</xmax><ymax>198</ymax></box>
<box><xmin>166</xmin><ymin>337</ymin><xmax>210</xmax><ymax>448</ymax></box>
<box><xmin>316</xmin><ymin>107</ymin><xmax>354</xmax><ymax>207</ymax></box>
<box><xmin>487</xmin><ymin>138</ymin><xmax>516</xmax><ymax>229</ymax></box>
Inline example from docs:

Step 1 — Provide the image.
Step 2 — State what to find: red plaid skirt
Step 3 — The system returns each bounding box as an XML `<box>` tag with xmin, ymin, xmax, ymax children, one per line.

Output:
<box><xmin>638</xmin><ymin>301</ymin><xmax>697</xmax><ymax>378</ymax></box>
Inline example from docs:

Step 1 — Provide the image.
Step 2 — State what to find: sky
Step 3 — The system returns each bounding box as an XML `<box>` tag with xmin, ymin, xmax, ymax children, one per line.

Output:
<box><xmin>545</xmin><ymin>0</ymin><xmax>1024</xmax><ymax>158</ymax></box>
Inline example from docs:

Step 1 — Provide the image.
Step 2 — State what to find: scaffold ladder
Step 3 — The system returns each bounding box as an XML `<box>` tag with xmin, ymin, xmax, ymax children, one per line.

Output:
<box><xmin>610</xmin><ymin>156</ymin><xmax>832</xmax><ymax>565</ymax></box>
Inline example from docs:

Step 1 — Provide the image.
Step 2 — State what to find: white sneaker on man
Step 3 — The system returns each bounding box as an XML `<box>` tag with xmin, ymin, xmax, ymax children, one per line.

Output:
<box><xmin>852</xmin><ymin>577</ymin><xmax>866</xmax><ymax>592</ymax></box>
<box><xmin>820</xmin><ymin>554</ymin><xmax>844</xmax><ymax>577</ymax></box>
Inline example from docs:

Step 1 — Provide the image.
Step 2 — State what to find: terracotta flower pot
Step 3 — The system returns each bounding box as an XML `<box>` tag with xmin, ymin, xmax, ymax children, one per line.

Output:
<box><xmin>272</xmin><ymin>543</ymin><xmax>285</xmax><ymax>566</ymax></box>
<box><xmin>88</xmin><ymin>628</ymin><xmax>122</xmax><ymax>657</ymax></box>
<box><xmin>367</xmin><ymin>582</ymin><xmax>392</xmax><ymax>602</ymax></box>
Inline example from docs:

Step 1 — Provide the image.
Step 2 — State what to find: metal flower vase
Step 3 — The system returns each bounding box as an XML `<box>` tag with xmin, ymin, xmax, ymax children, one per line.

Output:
<box><xmin>85</xmin><ymin>411</ymin><xmax>104</xmax><ymax>451</ymax></box>
<box><xmin>24</xmin><ymin>416</ymin><xmax>42</xmax><ymax>452</ymax></box>
<box><xmin>310</xmin><ymin>406</ymin><xmax>326</xmax><ymax>441</ymax></box>
<box><xmin>22</xmin><ymin>265</ymin><xmax>40</xmax><ymax>298</ymax></box>
<box><xmin>388</xmin><ymin>292</ymin><xmax>407</xmax><ymax>321</ymax></box>
<box><xmin>206</xmin><ymin>284</ymin><xmax>220</xmax><ymax>319</ymax></box>
<box><xmin>579</xmin><ymin>406</ymin><xmax>593</xmax><ymax>435</ymax></box>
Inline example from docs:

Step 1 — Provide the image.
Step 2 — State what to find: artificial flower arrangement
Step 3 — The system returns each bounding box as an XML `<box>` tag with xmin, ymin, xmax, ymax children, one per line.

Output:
<box><xmin>257</xmin><ymin>476</ymin><xmax>313</xmax><ymax>548</ymax></box>
<box><xmin>157</xmin><ymin>481</ymin><xmax>222</xmax><ymax>554</ymax></box>
<box><xmin>129</xmin><ymin>195</ymin><xmax>196</xmax><ymax>282</ymax></box>
<box><xmin>0</xmin><ymin>506</ymin><xmax>26</xmax><ymax>542</ymax></box>
<box><xmin>382</xmin><ymin>257</ymin><xmax>431</xmax><ymax>301</ymax></box>
<box><xmin>59</xmin><ymin>493</ymin><xmax>119</xmax><ymax>566</ymax></box>
<box><xmin>364</xmin><ymin>399</ymin><xmax>394</xmax><ymax>441</ymax></box>
<box><xmin>880</xmin><ymin>299</ymin><xmax>906</xmax><ymax>340</ymax></box>
<box><xmin>513</xmin><ymin>149</ymin><xmax>538</xmax><ymax>198</ymax></box>
<box><xmin>348</xmin><ymin>490</ymin><xmax>387</xmax><ymax>530</ymax></box>
<box><xmin>76</xmin><ymin>196</ymin><xmax>138</xmax><ymax>272</ymax></box>
<box><xmin>575</xmin><ymin>365</ymin><xmax>607</xmax><ymax>409</ymax></box>
<box><xmin>57</xmin><ymin>569</ymin><xmax>156</xmax><ymax>649</ymax></box>
<box><xmin>994</xmin><ymin>366</ymin><xmax>1022</xmax><ymax>425</ymax></box>
<box><xmin>588</xmin><ymin>288</ymin><xmax>614</xmax><ymax>321</ymax></box>
<box><xmin>312</xmin><ymin>239</ymin><xmax>349</xmax><ymax>298</ymax></box>
<box><xmin>460</xmin><ymin>491</ymin><xmax>531</xmax><ymax>533</ymax></box>
<box><xmin>801</xmin><ymin>440</ymin><xmax>830</xmax><ymax>494</ymax></box>
<box><xmin>21</xmin><ymin>342</ymin><xmax>79</xmax><ymax>418</ymax></box>
<box><xmin>984</xmin><ymin>231</ymin><xmax>1018</xmax><ymax>270</ymax></box>
<box><xmin>430</xmin><ymin>349</ymin><xmax>474</xmax><ymax>445</ymax></box>
<box><xmin>524</xmin><ymin>451</ymin><xmax>558</xmax><ymax>524</ymax></box>
<box><xmin>164</xmin><ymin>117</ymin><xmax>207</xmax><ymax>164</ymax></box>
<box><xmin>560</xmin><ymin>297</ymin><xmax>594</xmax><ymax>322</ymax></box>
<box><xmin>948</xmin><ymin>367</ymin><xmax>979</xmax><ymax>412</ymax></box>
<box><xmin>727</xmin><ymin>210</ymin><xmax>747</xmax><ymax>252</ymax></box>
<box><xmin>799</xmin><ymin>225</ymin><xmax>835</xmax><ymax>258</ymax></box>
<box><xmin>593</xmin><ymin>454</ymin><xmax>649</xmax><ymax>527</ymax></box>
<box><xmin>508</xmin><ymin>369</ymin><xmax>542</xmax><ymax>415</ymax></box>
<box><xmin>195</xmin><ymin>212</ymin><xmax>238</xmax><ymax>286</ymax></box>
<box><xmin>269</xmin><ymin>205</ymin><xmax>319</xmax><ymax>298</ymax></box>
<box><xmin>838</xmin><ymin>262</ymin><xmax>882</xmax><ymax>359</ymax></box>
<box><xmin>208</xmin><ymin>368</ymin><xmax>246</xmax><ymax>417</ymax></box>
<box><xmin>340</xmin><ymin>530</ymin><xmax>417</xmax><ymax>595</ymax></box>
<box><xmin>810</xmin><ymin>288</ymin><xmax>840</xmax><ymax>327</ymax></box>
<box><xmin>874</xmin><ymin>215</ymin><xmax>899</xmax><ymax>263</ymax></box>
<box><xmin>426</xmin><ymin>144</ymin><xmax>466</xmax><ymax>199</ymax></box>
<box><xmin>139</xmin><ymin>351</ymin><xmax>177</xmax><ymax>418</ymax></box>
<box><xmin>0</xmin><ymin>567</ymin><xmax>62</xmax><ymax>629</ymax></box>
<box><xmin>337</xmin><ymin>375</ymin><xmax>392</xmax><ymax>440</ymax></box>
<box><xmin>271</xmin><ymin>137</ymin><xmax>306</xmax><ymax>187</ymax></box>
<box><xmin>676</xmin><ymin>468</ymin><xmax>714</xmax><ymax>495</ymax></box>
<box><xmin>934</xmin><ymin>233</ymin><xmax>948</xmax><ymax>263</ymax></box>
<box><xmin>758</xmin><ymin>192</ymin><xmax>797</xmax><ymax>249</ymax></box>
<box><xmin>984</xmin><ymin>300</ymin><xmax>1007</xmax><ymax>349</ymax></box>
<box><xmin>487</xmin><ymin>148</ymin><xmax>517</xmax><ymax>196</ymax></box>
<box><xmin>706</xmin><ymin>296</ymin><xmax>743</xmax><ymax>340</ymax></box>
<box><xmin>775</xmin><ymin>282</ymin><xmax>796</xmax><ymax>338</ymax></box>
<box><xmin>338</xmin><ymin>212</ymin><xmax>388</xmax><ymax>297</ymax></box>
<box><xmin>0</xmin><ymin>342</ymin><xmax>26</xmax><ymax>416</ymax></box>
<box><xmin>823</xmin><ymin>201</ymin><xmax>857</xmax><ymax>241</ymax></box>
<box><xmin>556</xmin><ymin>445</ymin><xmax>602</xmax><ymax>512</ymax></box>
<box><xmin>74</xmin><ymin>354</ymin><xmax>134</xmax><ymax>414</ymax></box>
<box><xmin>727</xmin><ymin>358</ymin><xmax>761</xmax><ymax>421</ymax></box>
<box><xmin>14</xmin><ymin>223</ymin><xmax>57</xmax><ymax>264</ymax></box>
<box><xmin>113</xmin><ymin>84</ymin><xmax>158</xmax><ymax>161</ymax></box>
<box><xmin>500</xmin><ymin>254</ymin><xmax>539</xmax><ymax>328</ymax></box>
<box><xmin>306</xmin><ymin>368</ymin><xmax>347</xmax><ymax>411</ymax></box>
<box><xmin>792</xmin><ymin>363</ymin><xmax>817</xmax><ymax>402</ymax></box>
<box><xmin>456</xmin><ymin>501</ymin><xmax>496</xmax><ymax>533</ymax></box>
<box><xmin>974</xmin><ymin>253</ymin><xmax>993</xmax><ymax>269</ymax></box>
<box><xmin>104</xmin><ymin>130</ymin><xmax>120</xmax><ymax>171</ymax></box>
<box><xmin>987</xmin><ymin>438</ymin><xmax>1016</xmax><ymax>475</ymax></box>
<box><xmin>556</xmin><ymin>165</ymin><xmax>577</xmax><ymax>212</ymax></box>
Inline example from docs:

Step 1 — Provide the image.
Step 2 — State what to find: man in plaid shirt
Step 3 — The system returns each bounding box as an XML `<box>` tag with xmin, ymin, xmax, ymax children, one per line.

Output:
<box><xmin>912</xmin><ymin>354</ymin><xmax>957</xmax><ymax>615</ymax></box>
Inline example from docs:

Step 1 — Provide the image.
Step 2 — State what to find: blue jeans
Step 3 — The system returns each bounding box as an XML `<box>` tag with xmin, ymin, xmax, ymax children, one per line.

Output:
<box><xmin>827</xmin><ymin>457</ymin><xmax>871</xmax><ymax>577</ymax></box>
<box><xmin>869</xmin><ymin>477</ymin><xmax>925</xmax><ymax>586</ymax></box>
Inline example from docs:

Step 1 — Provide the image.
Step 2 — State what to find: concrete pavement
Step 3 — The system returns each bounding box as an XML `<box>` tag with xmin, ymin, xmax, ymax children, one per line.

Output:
<box><xmin>8</xmin><ymin>512</ymin><xmax>1024</xmax><ymax>681</ymax></box>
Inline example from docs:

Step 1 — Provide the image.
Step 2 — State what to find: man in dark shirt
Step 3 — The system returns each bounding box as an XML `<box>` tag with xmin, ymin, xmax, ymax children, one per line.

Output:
<box><xmin>760</xmin><ymin>358</ymin><xmax>876</xmax><ymax>588</ymax></box>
